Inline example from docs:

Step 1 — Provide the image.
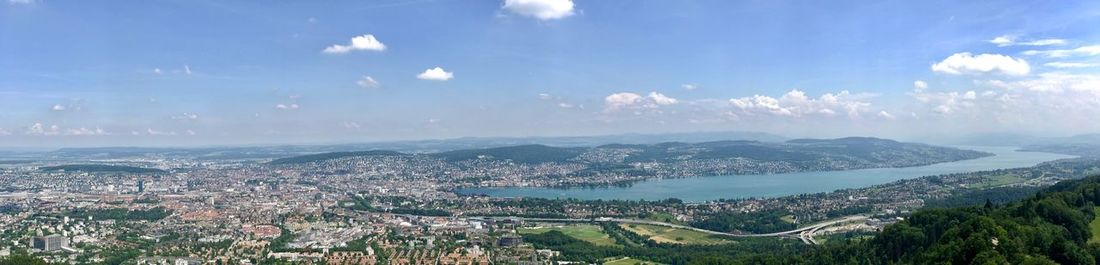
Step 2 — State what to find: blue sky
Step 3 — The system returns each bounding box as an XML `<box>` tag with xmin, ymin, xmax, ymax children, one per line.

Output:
<box><xmin>2</xmin><ymin>0</ymin><xmax>1100</xmax><ymax>147</ymax></box>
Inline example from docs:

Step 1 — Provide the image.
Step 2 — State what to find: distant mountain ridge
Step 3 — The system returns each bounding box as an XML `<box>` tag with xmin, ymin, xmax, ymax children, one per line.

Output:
<box><xmin>267</xmin><ymin>137</ymin><xmax>992</xmax><ymax>178</ymax></box>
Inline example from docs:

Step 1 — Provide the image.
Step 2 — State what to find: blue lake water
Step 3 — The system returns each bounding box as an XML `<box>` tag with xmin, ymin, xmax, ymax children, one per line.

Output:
<box><xmin>455</xmin><ymin>146</ymin><xmax>1075</xmax><ymax>202</ymax></box>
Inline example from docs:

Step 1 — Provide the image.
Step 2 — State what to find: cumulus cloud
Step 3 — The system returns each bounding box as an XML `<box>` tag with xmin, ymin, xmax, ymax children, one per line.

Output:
<box><xmin>27</xmin><ymin>123</ymin><xmax>60</xmax><ymax>135</ymax></box>
<box><xmin>913</xmin><ymin>80</ymin><xmax>928</xmax><ymax>90</ymax></box>
<box><xmin>877</xmin><ymin>111</ymin><xmax>896</xmax><ymax>120</ymax></box>
<box><xmin>146</xmin><ymin>128</ymin><xmax>177</xmax><ymax>136</ymax></box>
<box><xmin>342</xmin><ymin>121</ymin><xmax>362</xmax><ymax>129</ymax></box>
<box><xmin>172</xmin><ymin>113</ymin><xmax>200</xmax><ymax>120</ymax></box>
<box><xmin>907</xmin><ymin>71</ymin><xmax>1100</xmax><ymax>132</ymax></box>
<box><xmin>989</xmin><ymin>35</ymin><xmax>1015</xmax><ymax>46</ymax></box>
<box><xmin>51</xmin><ymin>104</ymin><xmax>66</xmax><ymax>111</ymax></box>
<box><xmin>728</xmin><ymin>90</ymin><xmax>873</xmax><ymax>118</ymax></box>
<box><xmin>502</xmin><ymin>0</ymin><xmax>575</xmax><ymax>20</ymax></box>
<box><xmin>323</xmin><ymin>34</ymin><xmax>386</xmax><ymax>54</ymax></box>
<box><xmin>1045</xmin><ymin>62</ymin><xmax>1099</xmax><ymax>68</ymax></box>
<box><xmin>986</xmin><ymin>72</ymin><xmax>1100</xmax><ymax>93</ymax></box>
<box><xmin>603</xmin><ymin>91</ymin><xmax>679</xmax><ymax>111</ymax></box>
<box><xmin>275</xmin><ymin>103</ymin><xmax>300</xmax><ymax>110</ymax></box>
<box><xmin>66</xmin><ymin>127</ymin><xmax>108</xmax><ymax>136</ymax></box>
<box><xmin>604</xmin><ymin>92</ymin><xmax>644</xmax><ymax>110</ymax></box>
<box><xmin>932</xmin><ymin>52</ymin><xmax>1030</xmax><ymax>76</ymax></box>
<box><xmin>416</xmin><ymin>67</ymin><xmax>454</xmax><ymax>81</ymax></box>
<box><xmin>1023</xmin><ymin>45</ymin><xmax>1100</xmax><ymax>58</ymax></box>
<box><xmin>357</xmin><ymin>76</ymin><xmax>380</xmax><ymax>88</ymax></box>
<box><xmin>989</xmin><ymin>35</ymin><xmax>1066</xmax><ymax>47</ymax></box>
<box><xmin>648</xmin><ymin>92</ymin><xmax>678</xmax><ymax>105</ymax></box>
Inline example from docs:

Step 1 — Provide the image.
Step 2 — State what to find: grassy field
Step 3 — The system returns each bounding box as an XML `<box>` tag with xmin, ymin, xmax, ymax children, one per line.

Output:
<box><xmin>619</xmin><ymin>224</ymin><xmax>732</xmax><ymax>245</ymax></box>
<box><xmin>1091</xmin><ymin>207</ymin><xmax>1100</xmax><ymax>243</ymax></box>
<box><xmin>604</xmin><ymin>257</ymin><xmax>663</xmax><ymax>265</ymax></box>
<box><xmin>518</xmin><ymin>224</ymin><xmax>618</xmax><ymax>246</ymax></box>
<box><xmin>969</xmin><ymin>174</ymin><xmax>1026</xmax><ymax>189</ymax></box>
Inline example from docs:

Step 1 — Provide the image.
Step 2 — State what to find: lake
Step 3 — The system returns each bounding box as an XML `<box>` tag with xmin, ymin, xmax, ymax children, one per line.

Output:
<box><xmin>455</xmin><ymin>146</ymin><xmax>1075</xmax><ymax>202</ymax></box>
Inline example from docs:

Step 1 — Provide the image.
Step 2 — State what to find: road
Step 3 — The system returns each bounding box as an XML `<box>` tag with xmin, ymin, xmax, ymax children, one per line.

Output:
<box><xmin>369</xmin><ymin>210</ymin><xmax>867</xmax><ymax>244</ymax></box>
<box><xmin>461</xmin><ymin>215</ymin><xmax>868</xmax><ymax>243</ymax></box>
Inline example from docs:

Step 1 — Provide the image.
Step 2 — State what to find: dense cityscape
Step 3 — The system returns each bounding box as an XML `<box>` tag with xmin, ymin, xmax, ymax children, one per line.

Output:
<box><xmin>0</xmin><ymin>138</ymin><xmax>1097</xmax><ymax>264</ymax></box>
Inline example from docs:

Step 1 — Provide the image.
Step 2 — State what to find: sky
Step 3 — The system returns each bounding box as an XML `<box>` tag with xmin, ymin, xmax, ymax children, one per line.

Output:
<box><xmin>2</xmin><ymin>0</ymin><xmax>1100</xmax><ymax>148</ymax></box>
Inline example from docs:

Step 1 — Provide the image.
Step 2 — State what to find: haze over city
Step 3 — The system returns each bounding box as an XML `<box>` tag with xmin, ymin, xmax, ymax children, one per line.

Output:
<box><xmin>2</xmin><ymin>0</ymin><xmax>1099</xmax><ymax>147</ymax></box>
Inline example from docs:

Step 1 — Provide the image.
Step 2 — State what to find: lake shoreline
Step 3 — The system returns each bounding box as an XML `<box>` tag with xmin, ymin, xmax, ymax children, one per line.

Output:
<box><xmin>456</xmin><ymin>146</ymin><xmax>1075</xmax><ymax>202</ymax></box>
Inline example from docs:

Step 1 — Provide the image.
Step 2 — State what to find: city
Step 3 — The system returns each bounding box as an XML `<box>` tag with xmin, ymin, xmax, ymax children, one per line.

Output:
<box><xmin>4</xmin><ymin>0</ymin><xmax>1100</xmax><ymax>264</ymax></box>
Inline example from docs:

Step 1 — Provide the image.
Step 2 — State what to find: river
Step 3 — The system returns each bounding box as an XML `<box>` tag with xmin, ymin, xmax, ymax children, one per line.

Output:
<box><xmin>455</xmin><ymin>146</ymin><xmax>1075</xmax><ymax>202</ymax></box>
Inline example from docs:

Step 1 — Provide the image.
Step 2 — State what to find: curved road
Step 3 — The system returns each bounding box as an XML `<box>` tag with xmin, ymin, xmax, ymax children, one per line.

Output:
<box><xmin>463</xmin><ymin>215</ymin><xmax>868</xmax><ymax>240</ymax></box>
<box><xmin>371</xmin><ymin>211</ymin><xmax>867</xmax><ymax>244</ymax></box>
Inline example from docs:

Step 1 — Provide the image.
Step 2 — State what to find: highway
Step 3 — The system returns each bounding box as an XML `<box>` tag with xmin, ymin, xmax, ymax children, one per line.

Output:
<box><xmin>461</xmin><ymin>215</ymin><xmax>869</xmax><ymax>243</ymax></box>
<box><xmin>368</xmin><ymin>210</ymin><xmax>867</xmax><ymax>245</ymax></box>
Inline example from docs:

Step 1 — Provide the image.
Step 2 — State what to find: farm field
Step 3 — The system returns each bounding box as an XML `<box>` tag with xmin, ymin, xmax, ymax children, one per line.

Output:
<box><xmin>519</xmin><ymin>224</ymin><xmax>618</xmax><ymax>246</ymax></box>
<box><xmin>619</xmin><ymin>223</ymin><xmax>732</xmax><ymax>245</ymax></box>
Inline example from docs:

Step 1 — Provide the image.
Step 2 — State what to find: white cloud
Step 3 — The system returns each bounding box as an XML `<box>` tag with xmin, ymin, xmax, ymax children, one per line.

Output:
<box><xmin>1023</xmin><ymin>45</ymin><xmax>1100</xmax><ymax>58</ymax></box>
<box><xmin>185</xmin><ymin>129</ymin><xmax>196</xmax><ymax>135</ymax></box>
<box><xmin>990</xmin><ymin>72</ymin><xmax>1100</xmax><ymax>93</ymax></box>
<box><xmin>877</xmin><ymin>111</ymin><xmax>896</xmax><ymax>120</ymax></box>
<box><xmin>66</xmin><ymin>127</ymin><xmax>108</xmax><ymax>136</ymax></box>
<box><xmin>184</xmin><ymin>65</ymin><xmax>192</xmax><ymax>75</ymax></box>
<box><xmin>27</xmin><ymin>123</ymin><xmax>60</xmax><ymax>135</ymax></box>
<box><xmin>357</xmin><ymin>76</ymin><xmax>380</xmax><ymax>88</ymax></box>
<box><xmin>681</xmin><ymin>84</ymin><xmax>698</xmax><ymax>90</ymax></box>
<box><xmin>172</xmin><ymin>113</ymin><xmax>200</xmax><ymax>120</ymax></box>
<box><xmin>51</xmin><ymin>104</ymin><xmax>66</xmax><ymax>111</ymax></box>
<box><xmin>931</xmin><ymin>52</ymin><xmax>1030</xmax><ymax>76</ymax></box>
<box><xmin>990</xmin><ymin>35</ymin><xmax>1015</xmax><ymax>46</ymax></box>
<box><xmin>416</xmin><ymin>67</ymin><xmax>454</xmax><ymax>81</ymax></box>
<box><xmin>558</xmin><ymin>103</ymin><xmax>574</xmax><ymax>108</ymax></box>
<box><xmin>153</xmin><ymin>68</ymin><xmax>163</xmax><ymax>74</ymax></box>
<box><xmin>913</xmin><ymin>80</ymin><xmax>928</xmax><ymax>90</ymax></box>
<box><xmin>275</xmin><ymin>103</ymin><xmax>300</xmax><ymax>110</ymax></box>
<box><xmin>648</xmin><ymin>92</ymin><xmax>678</xmax><ymax>105</ymax></box>
<box><xmin>604</xmin><ymin>92</ymin><xmax>643</xmax><ymax>110</ymax></box>
<box><xmin>728</xmin><ymin>90</ymin><xmax>873</xmax><ymax>118</ymax></box>
<box><xmin>989</xmin><ymin>35</ymin><xmax>1066</xmax><ymax>47</ymax></box>
<box><xmin>146</xmin><ymin>128</ymin><xmax>177</xmax><ymax>136</ymax></box>
<box><xmin>0</xmin><ymin>128</ymin><xmax>10</xmax><ymax>136</ymax></box>
<box><xmin>323</xmin><ymin>34</ymin><xmax>386</xmax><ymax>54</ymax></box>
<box><xmin>603</xmin><ymin>91</ymin><xmax>680</xmax><ymax>112</ymax></box>
<box><xmin>8</xmin><ymin>0</ymin><xmax>33</xmax><ymax>5</ymax></box>
<box><xmin>502</xmin><ymin>0</ymin><xmax>575</xmax><ymax>20</ymax></box>
<box><xmin>908</xmin><ymin>72</ymin><xmax>1100</xmax><ymax>132</ymax></box>
<box><xmin>1045</xmin><ymin>62</ymin><xmax>1099</xmax><ymax>68</ymax></box>
<box><xmin>538</xmin><ymin>93</ymin><xmax>552</xmax><ymax>100</ymax></box>
<box><xmin>342</xmin><ymin>121</ymin><xmax>362</xmax><ymax>129</ymax></box>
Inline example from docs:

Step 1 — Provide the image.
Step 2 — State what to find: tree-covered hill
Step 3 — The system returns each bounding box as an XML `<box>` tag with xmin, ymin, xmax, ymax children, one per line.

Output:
<box><xmin>789</xmin><ymin>174</ymin><xmax>1100</xmax><ymax>264</ymax></box>
<box><xmin>431</xmin><ymin>144</ymin><xmax>588</xmax><ymax>163</ymax></box>
<box><xmin>39</xmin><ymin>164</ymin><xmax>165</xmax><ymax>174</ymax></box>
<box><xmin>269</xmin><ymin>137</ymin><xmax>990</xmax><ymax>168</ymax></box>
<box><xmin>267</xmin><ymin>150</ymin><xmax>406</xmax><ymax>165</ymax></box>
